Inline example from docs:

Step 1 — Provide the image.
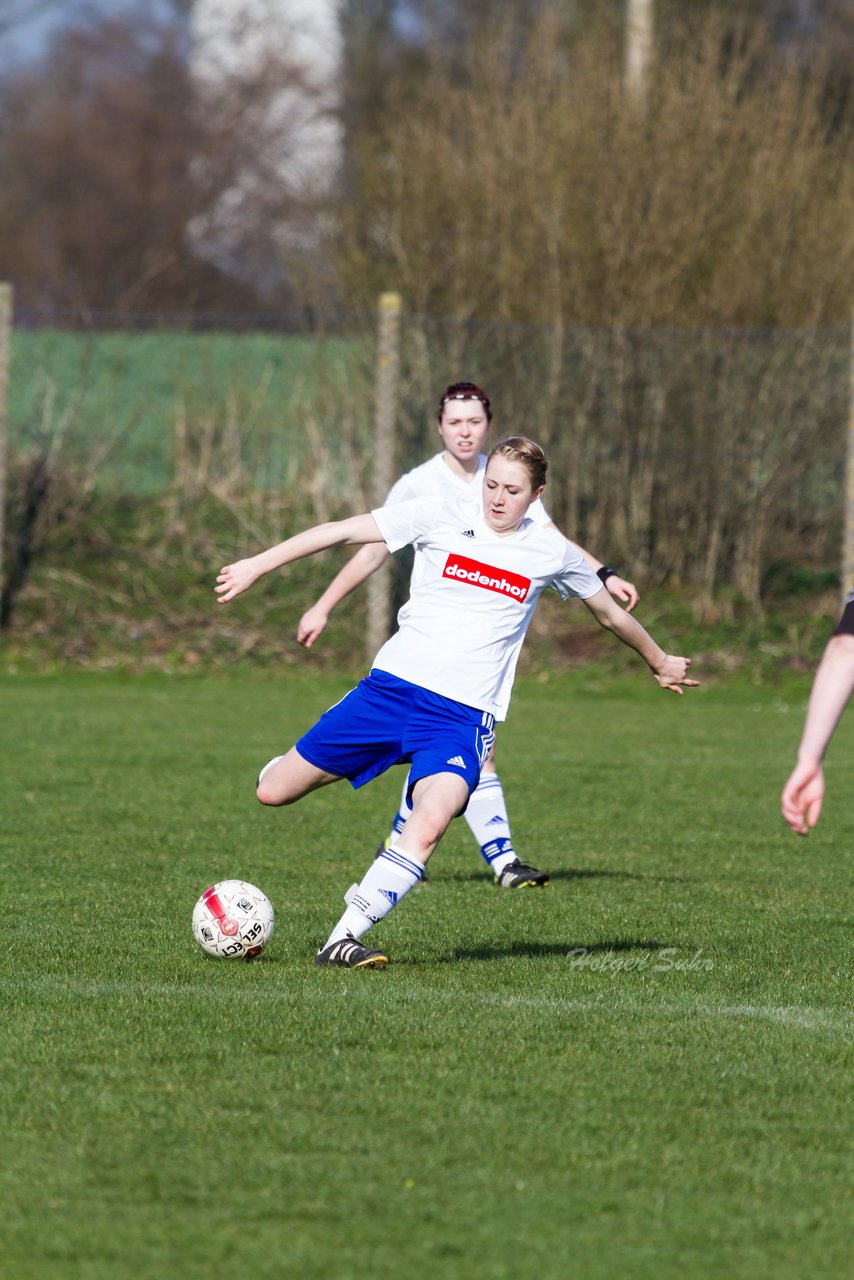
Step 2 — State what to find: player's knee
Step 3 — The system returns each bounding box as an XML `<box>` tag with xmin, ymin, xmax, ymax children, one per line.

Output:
<box><xmin>256</xmin><ymin>779</ymin><xmax>292</xmax><ymax>806</ymax></box>
<box><xmin>420</xmin><ymin>817</ymin><xmax>449</xmax><ymax>847</ymax></box>
<box><xmin>256</xmin><ymin>755</ymin><xmax>287</xmax><ymax>806</ymax></box>
<box><xmin>256</xmin><ymin>779</ymin><xmax>275</xmax><ymax>805</ymax></box>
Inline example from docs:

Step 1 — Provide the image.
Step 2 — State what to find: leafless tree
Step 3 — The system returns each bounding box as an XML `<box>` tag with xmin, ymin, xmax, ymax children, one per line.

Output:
<box><xmin>0</xmin><ymin>1</ymin><xmax>334</xmax><ymax>313</ymax></box>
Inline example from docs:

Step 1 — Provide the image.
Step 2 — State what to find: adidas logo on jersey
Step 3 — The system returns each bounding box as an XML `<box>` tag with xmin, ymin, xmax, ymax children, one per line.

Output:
<box><xmin>446</xmin><ymin>755</ymin><xmax>466</xmax><ymax>767</ymax></box>
<box><xmin>461</xmin><ymin>529</ymin><xmax>475</xmax><ymax>538</ymax></box>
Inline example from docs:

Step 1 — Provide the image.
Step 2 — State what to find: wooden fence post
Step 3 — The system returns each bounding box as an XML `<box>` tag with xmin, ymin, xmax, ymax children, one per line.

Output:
<box><xmin>365</xmin><ymin>291</ymin><xmax>402</xmax><ymax>664</ymax></box>
<box><xmin>625</xmin><ymin>0</ymin><xmax>654</xmax><ymax>110</ymax></box>
<box><xmin>0</xmin><ymin>283</ymin><xmax>12</xmax><ymax>629</ymax></box>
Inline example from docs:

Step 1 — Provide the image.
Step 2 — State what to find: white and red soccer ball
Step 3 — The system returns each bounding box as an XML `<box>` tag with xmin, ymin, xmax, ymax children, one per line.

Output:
<box><xmin>192</xmin><ymin>880</ymin><xmax>275</xmax><ymax>959</ymax></box>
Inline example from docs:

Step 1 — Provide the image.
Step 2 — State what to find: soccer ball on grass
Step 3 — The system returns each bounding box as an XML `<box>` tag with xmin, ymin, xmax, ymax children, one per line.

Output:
<box><xmin>192</xmin><ymin>880</ymin><xmax>275</xmax><ymax>960</ymax></box>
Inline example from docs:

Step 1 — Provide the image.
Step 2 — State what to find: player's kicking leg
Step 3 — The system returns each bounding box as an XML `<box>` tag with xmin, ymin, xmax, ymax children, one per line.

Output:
<box><xmin>317</xmin><ymin>771</ymin><xmax>469</xmax><ymax>967</ymax></box>
<box><xmin>374</xmin><ymin>769</ymin><xmax>429</xmax><ymax>881</ymax></box>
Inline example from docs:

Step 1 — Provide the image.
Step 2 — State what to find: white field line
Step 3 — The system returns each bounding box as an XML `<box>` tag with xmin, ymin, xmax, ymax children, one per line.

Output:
<box><xmin>8</xmin><ymin>976</ymin><xmax>852</xmax><ymax>1035</ymax></box>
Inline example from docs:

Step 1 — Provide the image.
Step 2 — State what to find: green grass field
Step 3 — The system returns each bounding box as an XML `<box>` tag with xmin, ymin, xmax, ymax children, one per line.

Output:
<box><xmin>1</xmin><ymin>671</ymin><xmax>852</xmax><ymax>1279</ymax></box>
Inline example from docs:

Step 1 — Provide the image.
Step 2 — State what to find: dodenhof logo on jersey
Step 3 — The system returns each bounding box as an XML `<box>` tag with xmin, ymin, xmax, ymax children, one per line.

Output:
<box><xmin>442</xmin><ymin>553</ymin><xmax>531</xmax><ymax>601</ymax></box>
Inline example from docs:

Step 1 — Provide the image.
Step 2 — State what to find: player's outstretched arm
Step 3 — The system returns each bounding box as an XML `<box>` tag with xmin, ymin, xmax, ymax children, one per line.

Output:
<box><xmin>546</xmin><ymin>523</ymin><xmax>639</xmax><ymax>612</ymax></box>
<box><xmin>215</xmin><ymin>514</ymin><xmax>384</xmax><ymax>604</ymax></box>
<box><xmin>781</xmin><ymin>632</ymin><xmax>854</xmax><ymax>834</ymax></box>
<box><xmin>297</xmin><ymin>543</ymin><xmax>391</xmax><ymax>648</ymax></box>
<box><xmin>582</xmin><ymin>587</ymin><xmax>698</xmax><ymax>693</ymax></box>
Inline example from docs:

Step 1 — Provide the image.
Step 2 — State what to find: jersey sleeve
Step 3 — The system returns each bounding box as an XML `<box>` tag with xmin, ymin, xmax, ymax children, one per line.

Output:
<box><xmin>550</xmin><ymin>537</ymin><xmax>603</xmax><ymax>601</ymax></box>
<box><xmin>384</xmin><ymin>472</ymin><xmax>419</xmax><ymax>506</ymax></box>
<box><xmin>527</xmin><ymin>494</ymin><xmax>552</xmax><ymax>526</ymax></box>
<box><xmin>832</xmin><ymin>587</ymin><xmax>854</xmax><ymax>636</ymax></box>
<box><xmin>371</xmin><ymin>497</ymin><xmax>446</xmax><ymax>553</ymax></box>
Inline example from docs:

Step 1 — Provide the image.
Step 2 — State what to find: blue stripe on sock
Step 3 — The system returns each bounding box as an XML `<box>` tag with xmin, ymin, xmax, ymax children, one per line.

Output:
<box><xmin>480</xmin><ymin>837</ymin><xmax>513</xmax><ymax>865</ymax></box>
<box><xmin>381</xmin><ymin>848</ymin><xmax>424</xmax><ymax>880</ymax></box>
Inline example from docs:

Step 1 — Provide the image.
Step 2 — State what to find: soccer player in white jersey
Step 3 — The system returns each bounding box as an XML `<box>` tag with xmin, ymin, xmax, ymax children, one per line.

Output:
<box><xmin>216</xmin><ymin>436</ymin><xmax>697</xmax><ymax>968</ymax></box>
<box><xmin>781</xmin><ymin>586</ymin><xmax>854</xmax><ymax>834</ymax></box>
<box><xmin>297</xmin><ymin>382</ymin><xmax>640</xmax><ymax>889</ymax></box>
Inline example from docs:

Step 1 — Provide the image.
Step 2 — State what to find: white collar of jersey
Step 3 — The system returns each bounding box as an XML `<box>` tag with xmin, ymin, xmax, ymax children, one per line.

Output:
<box><xmin>477</xmin><ymin>511</ymin><xmax>534</xmax><ymax>541</ymax></box>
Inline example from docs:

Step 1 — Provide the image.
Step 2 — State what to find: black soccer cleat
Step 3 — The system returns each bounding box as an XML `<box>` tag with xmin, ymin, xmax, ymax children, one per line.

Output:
<box><xmin>497</xmin><ymin>859</ymin><xmax>550</xmax><ymax>889</ymax></box>
<box><xmin>315</xmin><ymin>934</ymin><xmax>389</xmax><ymax>969</ymax></box>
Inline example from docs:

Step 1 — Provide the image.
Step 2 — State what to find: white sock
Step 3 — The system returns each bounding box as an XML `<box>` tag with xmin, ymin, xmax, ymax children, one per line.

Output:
<box><xmin>464</xmin><ymin>771</ymin><xmax>517</xmax><ymax>876</ymax></box>
<box><xmin>323</xmin><ymin>846</ymin><xmax>424</xmax><ymax>947</ymax></box>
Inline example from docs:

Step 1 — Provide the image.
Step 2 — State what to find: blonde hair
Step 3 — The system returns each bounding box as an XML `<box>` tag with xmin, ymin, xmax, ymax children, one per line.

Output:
<box><xmin>487</xmin><ymin>436</ymin><xmax>548</xmax><ymax>491</ymax></box>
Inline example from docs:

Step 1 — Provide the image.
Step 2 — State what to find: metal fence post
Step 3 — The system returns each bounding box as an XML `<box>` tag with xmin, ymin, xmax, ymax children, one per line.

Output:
<box><xmin>0</xmin><ymin>283</ymin><xmax>12</xmax><ymax>629</ymax></box>
<box><xmin>365</xmin><ymin>291</ymin><xmax>402</xmax><ymax>665</ymax></box>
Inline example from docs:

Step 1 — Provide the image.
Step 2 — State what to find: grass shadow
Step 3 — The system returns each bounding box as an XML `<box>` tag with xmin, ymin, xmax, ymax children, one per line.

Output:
<box><xmin>433</xmin><ymin>938</ymin><xmax>675</xmax><ymax>964</ymax></box>
<box><xmin>548</xmin><ymin>868</ymin><xmax>687</xmax><ymax>885</ymax></box>
<box><xmin>441</xmin><ymin>867</ymin><xmax>687</xmax><ymax>885</ymax></box>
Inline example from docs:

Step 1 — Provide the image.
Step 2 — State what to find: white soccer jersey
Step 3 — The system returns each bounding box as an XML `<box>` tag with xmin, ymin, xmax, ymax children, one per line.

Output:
<box><xmin>371</xmin><ymin>496</ymin><xmax>602</xmax><ymax>721</ymax></box>
<box><xmin>386</xmin><ymin>452</ymin><xmax>551</xmax><ymax>525</ymax></box>
<box><xmin>386</xmin><ymin>452</ymin><xmax>550</xmax><ymax>596</ymax></box>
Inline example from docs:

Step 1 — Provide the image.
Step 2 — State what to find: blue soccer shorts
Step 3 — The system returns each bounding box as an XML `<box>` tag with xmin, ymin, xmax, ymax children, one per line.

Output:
<box><xmin>295</xmin><ymin>668</ymin><xmax>495</xmax><ymax>802</ymax></box>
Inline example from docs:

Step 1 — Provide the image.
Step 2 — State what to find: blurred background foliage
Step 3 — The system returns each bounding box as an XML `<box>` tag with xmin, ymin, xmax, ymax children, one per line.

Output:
<box><xmin>0</xmin><ymin>0</ymin><xmax>852</xmax><ymax>667</ymax></box>
<box><xmin>335</xmin><ymin>2</ymin><xmax>854</xmax><ymax>326</ymax></box>
<box><xmin>0</xmin><ymin>0</ymin><xmax>852</xmax><ymax>322</ymax></box>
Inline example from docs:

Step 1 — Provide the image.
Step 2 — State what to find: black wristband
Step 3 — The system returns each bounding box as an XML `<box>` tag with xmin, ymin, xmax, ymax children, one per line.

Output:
<box><xmin>597</xmin><ymin>566</ymin><xmax>618</xmax><ymax>584</ymax></box>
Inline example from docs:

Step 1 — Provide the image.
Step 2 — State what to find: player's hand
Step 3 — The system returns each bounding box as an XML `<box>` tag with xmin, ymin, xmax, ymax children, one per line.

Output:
<box><xmin>781</xmin><ymin>757</ymin><xmax>825</xmax><ymax>835</ymax></box>
<box><xmin>651</xmin><ymin>655</ymin><xmax>699</xmax><ymax>694</ymax></box>
<box><xmin>215</xmin><ymin>558</ymin><xmax>260</xmax><ymax>603</ymax></box>
<box><xmin>297</xmin><ymin>604</ymin><xmax>329</xmax><ymax>648</ymax></box>
<box><xmin>606</xmin><ymin>575</ymin><xmax>639</xmax><ymax>612</ymax></box>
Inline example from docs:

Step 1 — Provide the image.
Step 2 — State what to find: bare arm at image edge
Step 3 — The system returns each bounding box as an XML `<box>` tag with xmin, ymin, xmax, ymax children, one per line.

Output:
<box><xmin>781</xmin><ymin>603</ymin><xmax>854</xmax><ymax>834</ymax></box>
